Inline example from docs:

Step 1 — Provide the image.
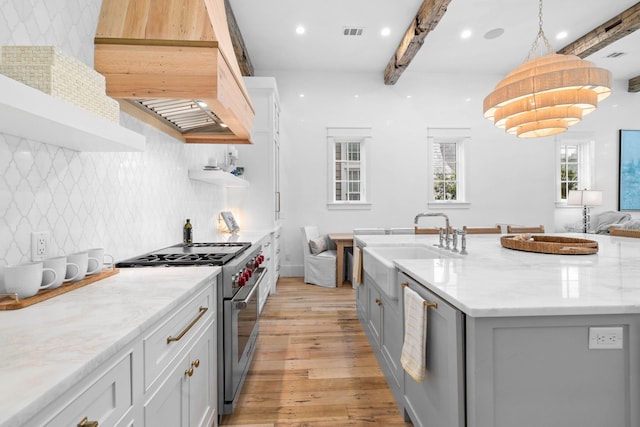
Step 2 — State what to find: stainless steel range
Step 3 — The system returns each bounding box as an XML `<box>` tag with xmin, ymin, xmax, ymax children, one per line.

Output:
<box><xmin>116</xmin><ymin>241</ymin><xmax>266</xmax><ymax>415</ymax></box>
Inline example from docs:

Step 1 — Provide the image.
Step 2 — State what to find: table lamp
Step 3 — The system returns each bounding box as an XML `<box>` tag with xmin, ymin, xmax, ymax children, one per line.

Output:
<box><xmin>567</xmin><ymin>189</ymin><xmax>603</xmax><ymax>233</ymax></box>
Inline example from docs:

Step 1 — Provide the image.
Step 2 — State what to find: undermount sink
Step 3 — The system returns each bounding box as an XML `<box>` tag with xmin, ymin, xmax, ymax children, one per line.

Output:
<box><xmin>363</xmin><ymin>245</ymin><xmax>452</xmax><ymax>299</ymax></box>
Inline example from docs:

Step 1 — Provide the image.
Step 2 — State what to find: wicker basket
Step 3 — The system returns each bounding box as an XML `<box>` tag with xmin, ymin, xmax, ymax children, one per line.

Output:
<box><xmin>0</xmin><ymin>46</ymin><xmax>119</xmax><ymax>122</ymax></box>
<box><xmin>500</xmin><ymin>235</ymin><xmax>598</xmax><ymax>255</ymax></box>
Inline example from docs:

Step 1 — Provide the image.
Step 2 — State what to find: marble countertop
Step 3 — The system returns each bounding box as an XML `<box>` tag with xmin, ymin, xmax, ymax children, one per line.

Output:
<box><xmin>0</xmin><ymin>266</ymin><xmax>220</xmax><ymax>427</ymax></box>
<box><xmin>356</xmin><ymin>233</ymin><xmax>640</xmax><ymax>317</ymax></box>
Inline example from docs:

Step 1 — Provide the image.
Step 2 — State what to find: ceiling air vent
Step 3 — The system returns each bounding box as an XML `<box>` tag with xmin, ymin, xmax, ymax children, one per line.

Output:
<box><xmin>343</xmin><ymin>27</ymin><xmax>364</xmax><ymax>36</ymax></box>
<box><xmin>606</xmin><ymin>52</ymin><xmax>626</xmax><ymax>58</ymax></box>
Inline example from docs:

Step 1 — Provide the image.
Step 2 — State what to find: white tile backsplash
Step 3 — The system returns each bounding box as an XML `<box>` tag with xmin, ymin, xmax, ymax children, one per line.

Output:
<box><xmin>0</xmin><ymin>0</ymin><xmax>231</xmax><ymax>266</ymax></box>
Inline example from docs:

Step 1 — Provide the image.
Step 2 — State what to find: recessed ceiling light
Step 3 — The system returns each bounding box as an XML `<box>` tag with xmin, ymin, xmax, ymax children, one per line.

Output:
<box><xmin>406</xmin><ymin>95</ymin><xmax>412</xmax><ymax>99</ymax></box>
<box><xmin>461</xmin><ymin>29</ymin><xmax>472</xmax><ymax>39</ymax></box>
<box><xmin>354</xmin><ymin>94</ymin><xmax>359</xmax><ymax>98</ymax></box>
<box><xmin>484</xmin><ymin>28</ymin><xmax>504</xmax><ymax>40</ymax></box>
<box><xmin>296</xmin><ymin>25</ymin><xmax>306</xmax><ymax>35</ymax></box>
<box><xmin>299</xmin><ymin>93</ymin><xmax>305</xmax><ymax>98</ymax></box>
<box><xmin>556</xmin><ymin>31</ymin><xmax>568</xmax><ymax>40</ymax></box>
<box><xmin>381</xmin><ymin>27</ymin><xmax>391</xmax><ymax>37</ymax></box>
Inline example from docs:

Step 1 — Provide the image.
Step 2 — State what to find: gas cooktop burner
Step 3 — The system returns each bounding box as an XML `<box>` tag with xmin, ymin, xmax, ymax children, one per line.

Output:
<box><xmin>115</xmin><ymin>242</ymin><xmax>251</xmax><ymax>267</ymax></box>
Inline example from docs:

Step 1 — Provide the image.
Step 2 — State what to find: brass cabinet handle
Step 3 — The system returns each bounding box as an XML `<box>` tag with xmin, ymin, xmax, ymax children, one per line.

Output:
<box><xmin>167</xmin><ymin>306</ymin><xmax>208</xmax><ymax>344</ymax></box>
<box><xmin>185</xmin><ymin>366</ymin><xmax>194</xmax><ymax>377</ymax></box>
<box><xmin>401</xmin><ymin>282</ymin><xmax>438</xmax><ymax>309</ymax></box>
<box><xmin>192</xmin><ymin>359</ymin><xmax>200</xmax><ymax>368</ymax></box>
<box><xmin>78</xmin><ymin>417</ymin><xmax>99</xmax><ymax>427</ymax></box>
<box><xmin>375</xmin><ymin>298</ymin><xmax>382</xmax><ymax>306</ymax></box>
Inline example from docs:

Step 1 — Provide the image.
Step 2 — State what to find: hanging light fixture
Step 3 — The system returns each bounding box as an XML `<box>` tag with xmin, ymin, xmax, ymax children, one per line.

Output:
<box><xmin>483</xmin><ymin>0</ymin><xmax>612</xmax><ymax>138</ymax></box>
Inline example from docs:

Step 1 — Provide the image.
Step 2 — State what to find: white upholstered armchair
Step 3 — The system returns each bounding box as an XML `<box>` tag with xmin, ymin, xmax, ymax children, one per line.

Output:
<box><xmin>301</xmin><ymin>226</ymin><xmax>337</xmax><ymax>288</ymax></box>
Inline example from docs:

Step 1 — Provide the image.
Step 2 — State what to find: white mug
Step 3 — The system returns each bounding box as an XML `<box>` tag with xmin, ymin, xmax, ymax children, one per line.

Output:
<box><xmin>87</xmin><ymin>248</ymin><xmax>113</xmax><ymax>274</ymax></box>
<box><xmin>43</xmin><ymin>256</ymin><xmax>79</xmax><ymax>289</ymax></box>
<box><xmin>66</xmin><ymin>252</ymin><xmax>89</xmax><ymax>282</ymax></box>
<box><xmin>4</xmin><ymin>261</ymin><xmax>57</xmax><ymax>299</ymax></box>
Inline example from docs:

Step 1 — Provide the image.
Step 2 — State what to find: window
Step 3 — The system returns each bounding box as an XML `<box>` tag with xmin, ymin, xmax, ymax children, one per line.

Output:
<box><xmin>428</xmin><ymin>128</ymin><xmax>469</xmax><ymax>207</ymax></box>
<box><xmin>556</xmin><ymin>135</ymin><xmax>594</xmax><ymax>204</ymax></box>
<box><xmin>335</xmin><ymin>141</ymin><xmax>362</xmax><ymax>201</ymax></box>
<box><xmin>327</xmin><ymin>127</ymin><xmax>371</xmax><ymax>209</ymax></box>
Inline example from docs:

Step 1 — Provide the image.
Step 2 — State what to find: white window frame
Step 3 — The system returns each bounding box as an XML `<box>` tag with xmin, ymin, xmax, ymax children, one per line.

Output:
<box><xmin>555</xmin><ymin>134</ymin><xmax>595</xmax><ymax>207</ymax></box>
<box><xmin>327</xmin><ymin>127</ymin><xmax>372</xmax><ymax>210</ymax></box>
<box><xmin>427</xmin><ymin>128</ymin><xmax>470</xmax><ymax>209</ymax></box>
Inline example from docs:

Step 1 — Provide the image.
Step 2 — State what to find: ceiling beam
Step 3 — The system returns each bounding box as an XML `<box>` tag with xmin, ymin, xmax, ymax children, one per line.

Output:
<box><xmin>225</xmin><ymin>0</ymin><xmax>254</xmax><ymax>76</ymax></box>
<box><xmin>557</xmin><ymin>2</ymin><xmax>640</xmax><ymax>93</ymax></box>
<box><xmin>384</xmin><ymin>0</ymin><xmax>453</xmax><ymax>85</ymax></box>
<box><xmin>629</xmin><ymin>75</ymin><xmax>640</xmax><ymax>92</ymax></box>
<box><xmin>557</xmin><ymin>2</ymin><xmax>640</xmax><ymax>58</ymax></box>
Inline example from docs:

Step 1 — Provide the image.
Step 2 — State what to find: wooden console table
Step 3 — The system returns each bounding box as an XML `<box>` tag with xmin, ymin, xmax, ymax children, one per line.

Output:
<box><xmin>328</xmin><ymin>233</ymin><xmax>354</xmax><ymax>287</ymax></box>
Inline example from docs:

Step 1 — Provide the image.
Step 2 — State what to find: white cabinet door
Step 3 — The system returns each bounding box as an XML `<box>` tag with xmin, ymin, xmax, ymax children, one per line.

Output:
<box><xmin>145</xmin><ymin>321</ymin><xmax>216</xmax><ymax>427</ymax></box>
<box><xmin>188</xmin><ymin>322</ymin><xmax>216</xmax><ymax>427</ymax></box>
<box><xmin>144</xmin><ymin>352</ymin><xmax>189</xmax><ymax>427</ymax></box>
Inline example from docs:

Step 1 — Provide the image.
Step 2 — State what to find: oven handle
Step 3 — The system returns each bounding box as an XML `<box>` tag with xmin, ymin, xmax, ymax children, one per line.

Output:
<box><xmin>233</xmin><ymin>268</ymin><xmax>266</xmax><ymax>310</ymax></box>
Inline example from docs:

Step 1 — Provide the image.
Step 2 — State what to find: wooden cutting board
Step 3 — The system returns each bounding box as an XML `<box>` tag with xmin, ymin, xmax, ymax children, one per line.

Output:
<box><xmin>0</xmin><ymin>268</ymin><xmax>119</xmax><ymax>310</ymax></box>
<box><xmin>500</xmin><ymin>235</ymin><xmax>598</xmax><ymax>255</ymax></box>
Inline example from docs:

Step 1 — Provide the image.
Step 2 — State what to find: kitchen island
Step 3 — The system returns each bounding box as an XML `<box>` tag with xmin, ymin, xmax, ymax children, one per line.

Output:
<box><xmin>356</xmin><ymin>233</ymin><xmax>640</xmax><ymax>427</ymax></box>
<box><xmin>0</xmin><ymin>266</ymin><xmax>220</xmax><ymax>427</ymax></box>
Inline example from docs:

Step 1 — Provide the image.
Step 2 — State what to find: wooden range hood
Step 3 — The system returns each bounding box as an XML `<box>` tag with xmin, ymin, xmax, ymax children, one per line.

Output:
<box><xmin>94</xmin><ymin>0</ymin><xmax>254</xmax><ymax>144</ymax></box>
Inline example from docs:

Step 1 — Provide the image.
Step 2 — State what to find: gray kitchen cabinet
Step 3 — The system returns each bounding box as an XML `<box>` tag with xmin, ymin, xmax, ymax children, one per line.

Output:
<box><xmin>360</xmin><ymin>271</ymin><xmax>405</xmax><ymax>411</ymax></box>
<box><xmin>355</xmin><ymin>278</ymin><xmax>368</xmax><ymax>322</ymax></box>
<box><xmin>399</xmin><ymin>271</ymin><xmax>465</xmax><ymax>427</ymax></box>
<box><xmin>466</xmin><ymin>314</ymin><xmax>638</xmax><ymax>427</ymax></box>
<box><xmin>366</xmin><ymin>278</ymin><xmax>382</xmax><ymax>347</ymax></box>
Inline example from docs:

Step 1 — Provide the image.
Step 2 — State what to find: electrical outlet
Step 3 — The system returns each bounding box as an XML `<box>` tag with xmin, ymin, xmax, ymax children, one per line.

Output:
<box><xmin>589</xmin><ymin>326</ymin><xmax>623</xmax><ymax>349</ymax></box>
<box><xmin>31</xmin><ymin>231</ymin><xmax>50</xmax><ymax>261</ymax></box>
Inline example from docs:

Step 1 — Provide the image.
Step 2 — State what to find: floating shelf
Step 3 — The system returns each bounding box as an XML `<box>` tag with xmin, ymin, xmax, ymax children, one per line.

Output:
<box><xmin>0</xmin><ymin>74</ymin><xmax>145</xmax><ymax>152</ymax></box>
<box><xmin>188</xmin><ymin>169</ymin><xmax>249</xmax><ymax>188</ymax></box>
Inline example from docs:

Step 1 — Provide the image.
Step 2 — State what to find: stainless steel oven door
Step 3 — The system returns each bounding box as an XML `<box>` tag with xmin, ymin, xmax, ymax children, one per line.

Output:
<box><xmin>223</xmin><ymin>266</ymin><xmax>265</xmax><ymax>407</ymax></box>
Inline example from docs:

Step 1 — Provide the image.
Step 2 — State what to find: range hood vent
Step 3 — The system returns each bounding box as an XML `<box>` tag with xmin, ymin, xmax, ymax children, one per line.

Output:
<box><xmin>94</xmin><ymin>0</ymin><xmax>254</xmax><ymax>144</ymax></box>
<box><xmin>132</xmin><ymin>99</ymin><xmax>232</xmax><ymax>135</ymax></box>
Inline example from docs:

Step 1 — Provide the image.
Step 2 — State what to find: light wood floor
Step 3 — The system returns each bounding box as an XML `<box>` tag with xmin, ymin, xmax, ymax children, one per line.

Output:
<box><xmin>220</xmin><ymin>276</ymin><xmax>413</xmax><ymax>427</ymax></box>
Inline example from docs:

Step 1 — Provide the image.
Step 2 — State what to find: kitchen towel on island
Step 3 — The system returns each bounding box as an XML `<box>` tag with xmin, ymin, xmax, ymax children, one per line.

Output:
<box><xmin>401</xmin><ymin>285</ymin><xmax>428</xmax><ymax>382</ymax></box>
<box><xmin>353</xmin><ymin>247</ymin><xmax>363</xmax><ymax>285</ymax></box>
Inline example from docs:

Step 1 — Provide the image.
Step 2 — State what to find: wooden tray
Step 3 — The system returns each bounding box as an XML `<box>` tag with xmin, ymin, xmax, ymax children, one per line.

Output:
<box><xmin>0</xmin><ymin>268</ymin><xmax>119</xmax><ymax>310</ymax></box>
<box><xmin>500</xmin><ymin>235</ymin><xmax>598</xmax><ymax>255</ymax></box>
<box><xmin>610</xmin><ymin>228</ymin><xmax>640</xmax><ymax>238</ymax></box>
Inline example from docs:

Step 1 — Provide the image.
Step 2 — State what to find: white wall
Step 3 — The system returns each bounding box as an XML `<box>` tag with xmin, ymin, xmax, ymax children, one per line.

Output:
<box><xmin>0</xmin><ymin>0</ymin><xmax>230</xmax><ymax>265</ymax></box>
<box><xmin>259</xmin><ymin>69</ymin><xmax>640</xmax><ymax>275</ymax></box>
<box><xmin>2</xmin><ymin>1</ymin><xmax>637</xmax><ymax>274</ymax></box>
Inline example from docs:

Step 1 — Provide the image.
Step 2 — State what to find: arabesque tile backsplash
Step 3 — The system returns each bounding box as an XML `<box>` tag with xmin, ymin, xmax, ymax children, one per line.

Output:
<box><xmin>0</xmin><ymin>0</ymin><xmax>230</xmax><ymax>266</ymax></box>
